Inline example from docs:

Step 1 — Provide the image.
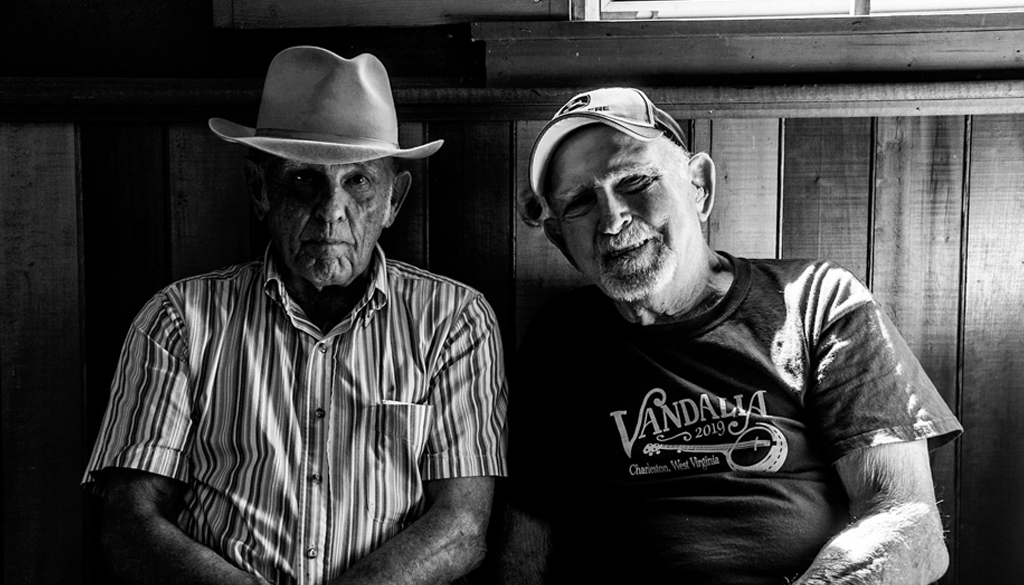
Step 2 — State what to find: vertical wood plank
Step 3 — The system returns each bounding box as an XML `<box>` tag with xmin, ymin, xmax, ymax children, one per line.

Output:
<box><xmin>708</xmin><ymin>118</ymin><xmax>781</xmax><ymax>258</ymax></box>
<box><xmin>691</xmin><ymin>119</ymin><xmax>712</xmax><ymax>154</ymax></box>
<box><xmin>79</xmin><ymin>122</ymin><xmax>171</xmax><ymax>582</ymax></box>
<box><xmin>80</xmin><ymin>123</ymin><xmax>170</xmax><ymax>417</ymax></box>
<box><xmin>871</xmin><ymin>116</ymin><xmax>965</xmax><ymax>584</ymax></box>
<box><xmin>379</xmin><ymin>122</ymin><xmax>429</xmax><ymax>268</ymax></box>
<box><xmin>513</xmin><ymin>120</ymin><xmax>589</xmax><ymax>348</ymax></box>
<box><xmin>427</xmin><ymin>121</ymin><xmax>514</xmax><ymax>355</ymax></box>
<box><xmin>168</xmin><ymin>124</ymin><xmax>252</xmax><ymax>281</ymax></box>
<box><xmin>781</xmin><ymin>118</ymin><xmax>872</xmax><ymax>280</ymax></box>
<box><xmin>0</xmin><ymin>123</ymin><xmax>84</xmax><ymax>585</ymax></box>
<box><xmin>692</xmin><ymin>119</ymin><xmax>713</xmax><ymax>243</ymax></box>
<box><xmin>959</xmin><ymin>113</ymin><xmax>1024</xmax><ymax>584</ymax></box>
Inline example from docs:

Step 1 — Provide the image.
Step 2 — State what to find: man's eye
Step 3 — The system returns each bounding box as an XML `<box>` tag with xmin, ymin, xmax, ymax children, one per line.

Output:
<box><xmin>347</xmin><ymin>174</ymin><xmax>370</xmax><ymax>188</ymax></box>
<box><xmin>287</xmin><ymin>171</ymin><xmax>317</xmax><ymax>185</ymax></box>
<box><xmin>561</xmin><ymin>192</ymin><xmax>596</xmax><ymax>219</ymax></box>
<box><xmin>619</xmin><ymin>175</ymin><xmax>656</xmax><ymax>194</ymax></box>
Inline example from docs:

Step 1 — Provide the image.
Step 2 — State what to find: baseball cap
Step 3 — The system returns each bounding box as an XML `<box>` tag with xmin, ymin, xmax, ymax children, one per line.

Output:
<box><xmin>529</xmin><ymin>87</ymin><xmax>688</xmax><ymax>196</ymax></box>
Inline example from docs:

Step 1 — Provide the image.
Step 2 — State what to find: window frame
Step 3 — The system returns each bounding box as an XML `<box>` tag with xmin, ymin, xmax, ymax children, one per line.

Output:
<box><xmin>581</xmin><ymin>0</ymin><xmax>1024</xmax><ymax>20</ymax></box>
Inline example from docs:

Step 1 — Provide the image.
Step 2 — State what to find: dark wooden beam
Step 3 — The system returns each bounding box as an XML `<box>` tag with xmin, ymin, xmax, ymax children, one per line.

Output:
<box><xmin>2</xmin><ymin>78</ymin><xmax>1023</xmax><ymax>122</ymax></box>
<box><xmin>473</xmin><ymin>14</ymin><xmax>1024</xmax><ymax>87</ymax></box>
<box><xmin>215</xmin><ymin>0</ymin><xmax>571</xmax><ymax>28</ymax></box>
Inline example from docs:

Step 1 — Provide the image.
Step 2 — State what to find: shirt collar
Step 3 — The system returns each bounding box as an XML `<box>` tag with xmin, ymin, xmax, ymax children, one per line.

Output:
<box><xmin>261</xmin><ymin>244</ymin><xmax>391</xmax><ymax>326</ymax></box>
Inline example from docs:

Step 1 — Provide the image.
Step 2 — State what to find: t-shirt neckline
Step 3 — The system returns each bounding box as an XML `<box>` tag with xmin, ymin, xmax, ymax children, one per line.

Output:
<box><xmin>608</xmin><ymin>252</ymin><xmax>752</xmax><ymax>342</ymax></box>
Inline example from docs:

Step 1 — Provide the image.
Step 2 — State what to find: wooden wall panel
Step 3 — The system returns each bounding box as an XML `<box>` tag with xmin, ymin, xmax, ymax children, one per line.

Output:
<box><xmin>78</xmin><ymin>123</ymin><xmax>169</xmax><ymax>340</ymax></box>
<box><xmin>707</xmin><ymin>118</ymin><xmax>781</xmax><ymax>258</ymax></box>
<box><xmin>781</xmin><ymin>118</ymin><xmax>873</xmax><ymax>280</ymax></box>
<box><xmin>79</xmin><ymin>122</ymin><xmax>172</xmax><ymax>582</ymax></box>
<box><xmin>512</xmin><ymin>120</ymin><xmax>589</xmax><ymax>348</ymax></box>
<box><xmin>3</xmin><ymin>91</ymin><xmax>1024</xmax><ymax>585</ymax></box>
<box><xmin>168</xmin><ymin>124</ymin><xmax>253</xmax><ymax>280</ymax></box>
<box><xmin>691</xmin><ymin>119</ymin><xmax>712</xmax><ymax>153</ymax></box>
<box><xmin>427</xmin><ymin>121</ymin><xmax>515</xmax><ymax>355</ymax></box>
<box><xmin>379</xmin><ymin>122</ymin><xmax>429</xmax><ymax>268</ymax></box>
<box><xmin>0</xmin><ymin>123</ymin><xmax>84</xmax><ymax>584</ymax></box>
<box><xmin>959</xmin><ymin>114</ymin><xmax>1024</xmax><ymax>584</ymax></box>
<box><xmin>871</xmin><ymin>116</ymin><xmax>965</xmax><ymax>584</ymax></box>
<box><xmin>80</xmin><ymin>123</ymin><xmax>170</xmax><ymax>419</ymax></box>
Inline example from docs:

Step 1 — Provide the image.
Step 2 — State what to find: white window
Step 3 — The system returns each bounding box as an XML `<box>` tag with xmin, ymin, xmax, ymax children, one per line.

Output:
<box><xmin>580</xmin><ymin>0</ymin><xmax>1024</xmax><ymax>20</ymax></box>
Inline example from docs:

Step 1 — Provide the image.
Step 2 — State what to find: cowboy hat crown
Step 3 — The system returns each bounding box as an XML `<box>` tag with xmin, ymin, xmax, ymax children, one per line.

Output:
<box><xmin>210</xmin><ymin>46</ymin><xmax>442</xmax><ymax>164</ymax></box>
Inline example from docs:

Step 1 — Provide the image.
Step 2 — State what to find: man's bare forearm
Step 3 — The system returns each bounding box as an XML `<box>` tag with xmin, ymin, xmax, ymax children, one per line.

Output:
<box><xmin>334</xmin><ymin>476</ymin><xmax>494</xmax><ymax>585</ymax></box>
<box><xmin>793</xmin><ymin>501</ymin><xmax>948</xmax><ymax>584</ymax></box>
<box><xmin>102</xmin><ymin>469</ymin><xmax>269</xmax><ymax>585</ymax></box>
<box><xmin>794</xmin><ymin>440</ymin><xmax>949</xmax><ymax>585</ymax></box>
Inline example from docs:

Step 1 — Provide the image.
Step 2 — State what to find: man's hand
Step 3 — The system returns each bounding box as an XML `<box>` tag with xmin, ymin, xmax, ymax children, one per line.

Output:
<box><xmin>334</xmin><ymin>476</ymin><xmax>494</xmax><ymax>585</ymax></box>
<box><xmin>794</xmin><ymin>439</ymin><xmax>949</xmax><ymax>585</ymax></box>
<box><xmin>101</xmin><ymin>468</ymin><xmax>270</xmax><ymax>585</ymax></box>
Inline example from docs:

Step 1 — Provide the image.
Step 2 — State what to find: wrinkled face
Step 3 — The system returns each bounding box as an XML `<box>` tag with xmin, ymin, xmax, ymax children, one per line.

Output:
<box><xmin>544</xmin><ymin>125</ymin><xmax>708</xmax><ymax>303</ymax></box>
<box><xmin>250</xmin><ymin>155</ymin><xmax>405</xmax><ymax>291</ymax></box>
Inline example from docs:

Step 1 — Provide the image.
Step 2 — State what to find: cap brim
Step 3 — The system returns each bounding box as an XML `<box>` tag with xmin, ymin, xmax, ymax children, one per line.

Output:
<box><xmin>529</xmin><ymin>114</ymin><xmax>664</xmax><ymax>196</ymax></box>
<box><xmin>209</xmin><ymin>118</ymin><xmax>443</xmax><ymax>165</ymax></box>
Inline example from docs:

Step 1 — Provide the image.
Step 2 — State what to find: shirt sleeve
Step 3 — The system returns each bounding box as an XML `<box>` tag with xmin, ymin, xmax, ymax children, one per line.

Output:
<box><xmin>806</xmin><ymin>294</ymin><xmax>963</xmax><ymax>464</ymax></box>
<box><xmin>420</xmin><ymin>294</ymin><xmax>508</xmax><ymax>480</ymax></box>
<box><xmin>81</xmin><ymin>290</ymin><xmax>194</xmax><ymax>494</ymax></box>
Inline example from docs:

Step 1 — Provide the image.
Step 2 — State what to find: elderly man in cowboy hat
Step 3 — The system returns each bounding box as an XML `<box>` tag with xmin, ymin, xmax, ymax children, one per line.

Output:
<box><xmin>83</xmin><ymin>46</ymin><xmax>507</xmax><ymax>585</ymax></box>
<box><xmin>499</xmin><ymin>88</ymin><xmax>961</xmax><ymax>584</ymax></box>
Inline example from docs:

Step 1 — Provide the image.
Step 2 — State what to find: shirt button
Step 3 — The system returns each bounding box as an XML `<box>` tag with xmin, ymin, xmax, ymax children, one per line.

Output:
<box><xmin>306</xmin><ymin>547</ymin><xmax>318</xmax><ymax>559</ymax></box>
<box><xmin>317</xmin><ymin>344</ymin><xmax>327</xmax><ymax>353</ymax></box>
<box><xmin>310</xmin><ymin>473</ymin><xmax>322</xmax><ymax>484</ymax></box>
<box><xmin>315</xmin><ymin>408</ymin><xmax>326</xmax><ymax>418</ymax></box>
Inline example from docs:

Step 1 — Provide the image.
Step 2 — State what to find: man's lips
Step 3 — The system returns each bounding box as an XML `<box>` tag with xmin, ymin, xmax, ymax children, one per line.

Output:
<box><xmin>603</xmin><ymin>238</ymin><xmax>652</xmax><ymax>261</ymax></box>
<box><xmin>304</xmin><ymin>239</ymin><xmax>349</xmax><ymax>246</ymax></box>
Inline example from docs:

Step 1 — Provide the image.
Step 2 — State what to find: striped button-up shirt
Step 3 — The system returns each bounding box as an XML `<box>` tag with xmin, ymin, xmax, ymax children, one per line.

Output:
<box><xmin>83</xmin><ymin>246</ymin><xmax>508</xmax><ymax>585</ymax></box>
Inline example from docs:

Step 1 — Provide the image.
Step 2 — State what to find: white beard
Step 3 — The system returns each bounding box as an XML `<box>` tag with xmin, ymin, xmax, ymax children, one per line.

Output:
<box><xmin>596</xmin><ymin>223</ymin><xmax>673</xmax><ymax>302</ymax></box>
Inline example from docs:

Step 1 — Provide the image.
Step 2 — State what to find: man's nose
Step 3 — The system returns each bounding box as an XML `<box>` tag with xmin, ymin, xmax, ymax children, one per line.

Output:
<box><xmin>316</xmin><ymin>179</ymin><xmax>349</xmax><ymax>222</ymax></box>
<box><xmin>597</xmin><ymin>190</ymin><xmax>632</xmax><ymax>234</ymax></box>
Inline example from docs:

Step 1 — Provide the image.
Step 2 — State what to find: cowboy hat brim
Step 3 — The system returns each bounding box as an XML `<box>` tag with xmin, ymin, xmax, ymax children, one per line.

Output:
<box><xmin>209</xmin><ymin>118</ymin><xmax>443</xmax><ymax>165</ymax></box>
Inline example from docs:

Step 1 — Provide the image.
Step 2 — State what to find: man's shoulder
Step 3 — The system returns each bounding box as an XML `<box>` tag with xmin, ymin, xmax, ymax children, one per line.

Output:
<box><xmin>384</xmin><ymin>258</ymin><xmax>487</xmax><ymax>307</ymax></box>
<box><xmin>739</xmin><ymin>256</ymin><xmax>875</xmax><ymax>323</ymax></box>
<box><xmin>159</xmin><ymin>258</ymin><xmax>265</xmax><ymax>300</ymax></box>
<box><xmin>742</xmin><ymin>256</ymin><xmax>866</xmax><ymax>294</ymax></box>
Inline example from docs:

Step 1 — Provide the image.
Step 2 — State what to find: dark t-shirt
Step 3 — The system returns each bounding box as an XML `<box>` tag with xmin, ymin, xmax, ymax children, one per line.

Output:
<box><xmin>510</xmin><ymin>256</ymin><xmax>962</xmax><ymax>584</ymax></box>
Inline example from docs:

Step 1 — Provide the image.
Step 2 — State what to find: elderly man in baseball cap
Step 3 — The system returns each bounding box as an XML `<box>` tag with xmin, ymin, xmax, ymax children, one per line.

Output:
<box><xmin>501</xmin><ymin>88</ymin><xmax>960</xmax><ymax>584</ymax></box>
<box><xmin>83</xmin><ymin>46</ymin><xmax>507</xmax><ymax>585</ymax></box>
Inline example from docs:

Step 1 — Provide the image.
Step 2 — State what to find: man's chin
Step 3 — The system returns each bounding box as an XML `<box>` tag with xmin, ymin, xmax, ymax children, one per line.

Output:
<box><xmin>297</xmin><ymin>259</ymin><xmax>358</xmax><ymax>289</ymax></box>
<box><xmin>600</xmin><ymin>272</ymin><xmax>657</xmax><ymax>303</ymax></box>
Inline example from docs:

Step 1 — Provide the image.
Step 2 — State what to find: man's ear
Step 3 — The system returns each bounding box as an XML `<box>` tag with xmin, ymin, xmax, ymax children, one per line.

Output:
<box><xmin>542</xmin><ymin>218</ymin><xmax>579</xmax><ymax>270</ymax></box>
<box><xmin>687</xmin><ymin>152</ymin><xmax>716</xmax><ymax>221</ymax></box>
<box><xmin>384</xmin><ymin>170</ymin><xmax>412</xmax><ymax>228</ymax></box>
<box><xmin>243</xmin><ymin>159</ymin><xmax>269</xmax><ymax>221</ymax></box>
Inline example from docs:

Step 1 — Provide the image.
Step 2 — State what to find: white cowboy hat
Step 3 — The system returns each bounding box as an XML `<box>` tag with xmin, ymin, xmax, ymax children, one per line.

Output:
<box><xmin>209</xmin><ymin>46</ymin><xmax>442</xmax><ymax>164</ymax></box>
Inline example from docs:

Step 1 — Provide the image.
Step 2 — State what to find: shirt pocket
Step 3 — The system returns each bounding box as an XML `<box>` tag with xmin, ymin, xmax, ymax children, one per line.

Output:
<box><xmin>367</xmin><ymin>402</ymin><xmax>434</xmax><ymax>525</ymax></box>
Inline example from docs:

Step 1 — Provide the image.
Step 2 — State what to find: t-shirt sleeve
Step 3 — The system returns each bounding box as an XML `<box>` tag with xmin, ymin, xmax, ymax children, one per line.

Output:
<box><xmin>420</xmin><ymin>294</ymin><xmax>508</xmax><ymax>480</ymax></box>
<box><xmin>81</xmin><ymin>291</ymin><xmax>193</xmax><ymax>495</ymax></box>
<box><xmin>806</xmin><ymin>296</ymin><xmax>962</xmax><ymax>464</ymax></box>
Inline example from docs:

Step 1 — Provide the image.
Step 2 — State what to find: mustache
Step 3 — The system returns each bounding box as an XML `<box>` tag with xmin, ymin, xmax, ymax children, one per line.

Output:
<box><xmin>596</xmin><ymin>222</ymin><xmax>661</xmax><ymax>255</ymax></box>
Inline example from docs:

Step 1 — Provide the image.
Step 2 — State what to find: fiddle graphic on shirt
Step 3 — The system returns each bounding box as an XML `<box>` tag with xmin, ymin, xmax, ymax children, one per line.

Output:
<box><xmin>642</xmin><ymin>422</ymin><xmax>788</xmax><ymax>473</ymax></box>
